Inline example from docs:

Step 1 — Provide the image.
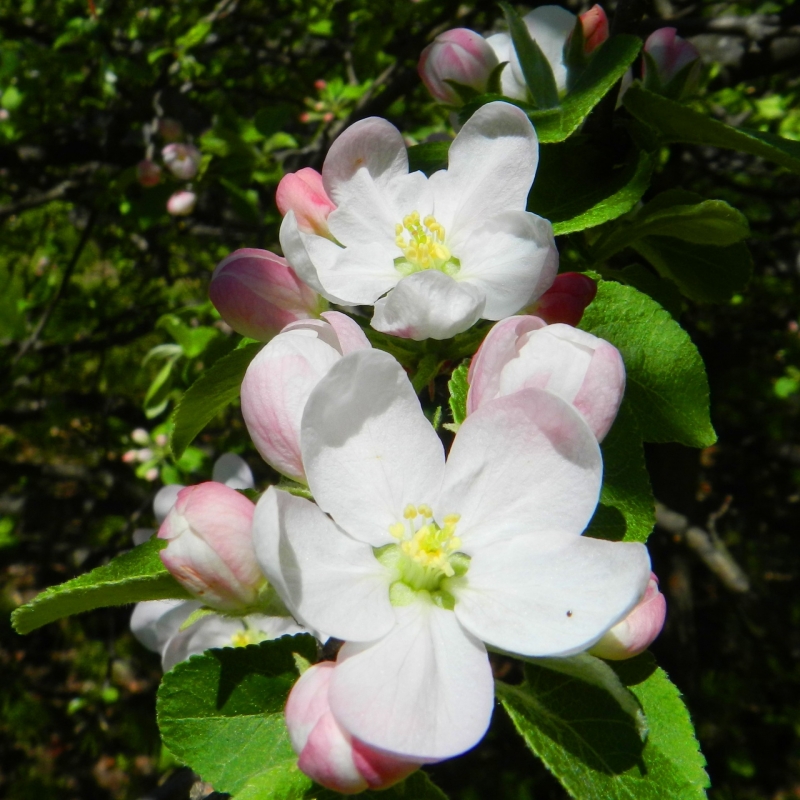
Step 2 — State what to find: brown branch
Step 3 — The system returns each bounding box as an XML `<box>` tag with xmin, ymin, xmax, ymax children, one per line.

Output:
<box><xmin>0</xmin><ymin>179</ymin><xmax>78</xmax><ymax>220</ymax></box>
<box><xmin>655</xmin><ymin>501</ymin><xmax>751</xmax><ymax>593</ymax></box>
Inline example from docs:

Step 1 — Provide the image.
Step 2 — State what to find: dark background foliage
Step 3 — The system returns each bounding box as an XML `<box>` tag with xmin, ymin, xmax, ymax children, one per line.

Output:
<box><xmin>1</xmin><ymin>0</ymin><xmax>799</xmax><ymax>798</ymax></box>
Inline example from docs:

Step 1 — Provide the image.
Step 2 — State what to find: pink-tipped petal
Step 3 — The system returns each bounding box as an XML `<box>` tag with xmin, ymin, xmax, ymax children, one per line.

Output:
<box><xmin>276</xmin><ymin>168</ymin><xmax>337</xmax><ymax>237</ymax></box>
<box><xmin>166</xmin><ymin>190</ymin><xmax>196</xmax><ymax>216</ymax></box>
<box><xmin>579</xmin><ymin>5</ymin><xmax>609</xmax><ymax>54</ymax></box>
<box><xmin>590</xmin><ymin>573</ymin><xmax>667</xmax><ymax>659</ymax></box>
<box><xmin>162</xmin><ymin>143</ymin><xmax>201</xmax><ymax>180</ymax></box>
<box><xmin>209</xmin><ymin>248</ymin><xmax>323</xmax><ymax>341</ymax></box>
<box><xmin>529</xmin><ymin>272</ymin><xmax>597</xmax><ymax>326</ymax></box>
<box><xmin>418</xmin><ymin>28</ymin><xmax>499</xmax><ymax>106</ymax></box>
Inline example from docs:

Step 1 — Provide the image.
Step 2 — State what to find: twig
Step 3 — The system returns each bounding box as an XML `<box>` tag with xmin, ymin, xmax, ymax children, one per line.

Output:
<box><xmin>0</xmin><ymin>179</ymin><xmax>78</xmax><ymax>220</ymax></box>
<box><xmin>655</xmin><ymin>501</ymin><xmax>751</xmax><ymax>593</ymax></box>
<box><xmin>13</xmin><ymin>209</ymin><xmax>97</xmax><ymax>364</ymax></box>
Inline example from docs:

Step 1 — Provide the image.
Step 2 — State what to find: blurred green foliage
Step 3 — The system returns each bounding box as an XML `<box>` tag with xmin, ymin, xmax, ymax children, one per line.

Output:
<box><xmin>2</xmin><ymin>0</ymin><xmax>800</xmax><ymax>798</ymax></box>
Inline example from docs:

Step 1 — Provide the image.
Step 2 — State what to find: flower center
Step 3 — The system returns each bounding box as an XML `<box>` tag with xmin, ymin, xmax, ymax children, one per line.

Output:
<box><xmin>394</xmin><ymin>212</ymin><xmax>460</xmax><ymax>277</ymax></box>
<box><xmin>376</xmin><ymin>504</ymin><xmax>469</xmax><ymax>607</ymax></box>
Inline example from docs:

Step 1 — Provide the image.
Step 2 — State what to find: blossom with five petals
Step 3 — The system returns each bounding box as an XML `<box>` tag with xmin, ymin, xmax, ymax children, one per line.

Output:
<box><xmin>280</xmin><ymin>101</ymin><xmax>557</xmax><ymax>340</ymax></box>
<box><xmin>253</xmin><ymin>348</ymin><xmax>651</xmax><ymax>760</ymax></box>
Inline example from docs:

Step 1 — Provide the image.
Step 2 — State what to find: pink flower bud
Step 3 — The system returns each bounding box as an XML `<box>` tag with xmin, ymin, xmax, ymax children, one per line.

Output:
<box><xmin>579</xmin><ymin>5</ymin><xmax>609</xmax><ymax>54</ymax></box>
<box><xmin>418</xmin><ymin>28</ymin><xmax>499</xmax><ymax>106</ymax></box>
<box><xmin>158</xmin><ymin>483</ymin><xmax>265</xmax><ymax>612</ymax></box>
<box><xmin>286</xmin><ymin>662</ymin><xmax>422</xmax><ymax>794</ymax></box>
<box><xmin>590</xmin><ymin>573</ymin><xmax>667</xmax><ymax>660</ymax></box>
<box><xmin>241</xmin><ymin>312</ymin><xmax>370</xmax><ymax>483</ymax></box>
<box><xmin>209</xmin><ymin>248</ymin><xmax>323</xmax><ymax>341</ymax></box>
<box><xmin>529</xmin><ymin>272</ymin><xmax>597</xmax><ymax>326</ymax></box>
<box><xmin>158</xmin><ymin>118</ymin><xmax>183</xmax><ymax>142</ymax></box>
<box><xmin>314</xmin><ymin>79</ymin><xmax>328</xmax><ymax>91</ymax></box>
<box><xmin>276</xmin><ymin>168</ymin><xmax>337</xmax><ymax>238</ymax></box>
<box><xmin>643</xmin><ymin>28</ymin><xmax>701</xmax><ymax>91</ymax></box>
<box><xmin>467</xmin><ymin>316</ymin><xmax>625</xmax><ymax>441</ymax></box>
<box><xmin>131</xmin><ymin>428</ymin><xmax>150</xmax><ymax>445</ymax></box>
<box><xmin>137</xmin><ymin>159</ymin><xmax>162</xmax><ymax>187</ymax></box>
<box><xmin>162</xmin><ymin>143</ymin><xmax>201</xmax><ymax>180</ymax></box>
<box><xmin>167</xmin><ymin>190</ymin><xmax>197</xmax><ymax>216</ymax></box>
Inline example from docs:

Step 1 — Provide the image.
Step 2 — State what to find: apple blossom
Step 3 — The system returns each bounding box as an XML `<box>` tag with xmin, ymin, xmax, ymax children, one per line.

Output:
<box><xmin>241</xmin><ymin>311</ymin><xmax>370</xmax><ymax>484</ymax></box>
<box><xmin>486</xmin><ymin>5</ymin><xmax>577</xmax><ymax>99</ymax></box>
<box><xmin>162</xmin><ymin>142</ymin><xmax>201</xmax><ymax>179</ymax></box>
<box><xmin>167</xmin><ymin>190</ymin><xmax>196</xmax><ymax>216</ymax></box>
<box><xmin>158</xmin><ymin>482</ymin><xmax>266</xmax><ymax>613</ymax></box>
<box><xmin>137</xmin><ymin>159</ymin><xmax>162</xmax><ymax>187</ymax></box>
<box><xmin>590</xmin><ymin>573</ymin><xmax>667</xmax><ymax>660</ymax></box>
<box><xmin>209</xmin><ymin>248</ymin><xmax>324</xmax><ymax>341</ymax></box>
<box><xmin>254</xmin><ymin>349</ymin><xmax>650</xmax><ymax>760</ymax></box>
<box><xmin>286</xmin><ymin>662</ymin><xmax>422</xmax><ymax>793</ymax></box>
<box><xmin>643</xmin><ymin>28</ymin><xmax>701</xmax><ymax>98</ymax></box>
<box><xmin>528</xmin><ymin>271</ymin><xmax>597</xmax><ymax>326</ymax></box>
<box><xmin>467</xmin><ymin>315</ymin><xmax>625</xmax><ymax>441</ymax></box>
<box><xmin>280</xmin><ymin>101</ymin><xmax>557</xmax><ymax>340</ymax></box>
<box><xmin>418</xmin><ymin>29</ymin><xmax>499</xmax><ymax>106</ymax></box>
<box><xmin>131</xmin><ymin>599</ymin><xmax>304</xmax><ymax>672</ymax></box>
<box><xmin>276</xmin><ymin>168</ymin><xmax>337</xmax><ymax>239</ymax></box>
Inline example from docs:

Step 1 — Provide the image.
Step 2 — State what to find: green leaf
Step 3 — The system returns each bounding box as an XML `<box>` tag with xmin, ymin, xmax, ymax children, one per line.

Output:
<box><xmin>12</xmin><ymin>538</ymin><xmax>191</xmax><ymax>634</ymax></box>
<box><xmin>171</xmin><ymin>341</ymin><xmax>262</xmax><ymax>459</ymax></box>
<box><xmin>631</xmin><ymin>237</ymin><xmax>753</xmax><ymax>304</ymax></box>
<box><xmin>412</xmin><ymin>354</ymin><xmax>445</xmax><ymax>394</ymax></box>
<box><xmin>157</xmin><ymin>637</ymin><xmax>318</xmax><ymax>798</ymax></box>
<box><xmin>592</xmin><ymin>190</ymin><xmax>750</xmax><ymax>262</ymax></box>
<box><xmin>528</xmin><ymin>140</ymin><xmax>653</xmax><ymax>235</ymax></box>
<box><xmin>306</xmin><ymin>771</ymin><xmax>449</xmax><ymax>799</ymax></box>
<box><xmin>501</xmin><ymin>3</ymin><xmax>559</xmax><ymax>109</ymax></box>
<box><xmin>447</xmin><ymin>362</ymin><xmax>470</xmax><ymax>428</ymax></box>
<box><xmin>144</xmin><ymin>358</ymin><xmax>176</xmax><ymax>419</ymax></box>
<box><xmin>579</xmin><ymin>281</ymin><xmax>715</xmax><ymax>447</ymax></box>
<box><xmin>586</xmin><ymin>399</ymin><xmax>654</xmax><ymax>543</ymax></box>
<box><xmin>617</xmin><ymin>264</ymin><xmax>683</xmax><ymax>320</ymax></box>
<box><xmin>460</xmin><ymin>36</ymin><xmax>641</xmax><ymax>143</ymax></box>
<box><xmin>407</xmin><ymin>141</ymin><xmax>449</xmax><ymax>176</ymax></box>
<box><xmin>498</xmin><ymin>653</ymin><xmax>709</xmax><ymax>800</ymax></box>
<box><xmin>623</xmin><ymin>83</ymin><xmax>800</xmax><ymax>175</ymax></box>
<box><xmin>159</xmin><ymin>314</ymin><xmax>219</xmax><ymax>358</ymax></box>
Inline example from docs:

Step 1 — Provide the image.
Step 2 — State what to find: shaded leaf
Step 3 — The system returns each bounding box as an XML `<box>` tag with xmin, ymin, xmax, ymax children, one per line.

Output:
<box><xmin>580</xmin><ymin>281</ymin><xmax>715</xmax><ymax>447</ymax></box>
<box><xmin>624</xmin><ymin>83</ymin><xmax>800</xmax><ymax>175</ymax></box>
<box><xmin>157</xmin><ymin>637</ymin><xmax>317</xmax><ymax>797</ymax></box>
<box><xmin>448</xmin><ymin>362</ymin><xmax>470</xmax><ymax>428</ymax></box>
<box><xmin>171</xmin><ymin>341</ymin><xmax>262</xmax><ymax>459</ymax></box>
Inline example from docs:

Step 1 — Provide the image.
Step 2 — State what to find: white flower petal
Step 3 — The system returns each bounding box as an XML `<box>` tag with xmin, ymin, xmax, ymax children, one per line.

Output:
<box><xmin>212</xmin><ymin>453</ymin><xmax>255</xmax><ymax>490</ymax></box>
<box><xmin>439</xmin><ymin>389</ymin><xmax>601</xmax><ymax>548</ymax></box>
<box><xmin>153</xmin><ymin>484</ymin><xmax>184</xmax><ymax>524</ymax></box>
<box><xmin>452</xmin><ymin>534</ymin><xmax>651</xmax><ymax>657</ymax></box>
<box><xmin>330</xmin><ymin>601</ymin><xmax>494</xmax><ymax>761</ymax></box>
<box><xmin>301</xmin><ymin>350</ymin><xmax>445</xmax><ymax>546</ymax></box>
<box><xmin>322</xmin><ymin>117</ymin><xmax>409</xmax><ymax>204</ymax></box>
<box><xmin>279</xmin><ymin>212</ymin><xmax>350</xmax><ymax>304</ymax></box>
<box><xmin>320</xmin><ymin>243</ymin><xmax>401</xmax><ymax>305</ymax></box>
<box><xmin>253</xmin><ymin>487</ymin><xmax>394</xmax><ymax>642</ymax></box>
<box><xmin>430</xmin><ymin>102</ymin><xmax>539</xmax><ymax>235</ymax></box>
<box><xmin>161</xmin><ymin>614</ymin><xmax>246</xmax><ymax>672</ymax></box>
<box><xmin>326</xmin><ymin>168</ymin><xmax>398</xmax><ymax>249</ymax></box>
<box><xmin>371</xmin><ymin>271</ymin><xmax>485</xmax><ymax>341</ymax></box>
<box><xmin>130</xmin><ymin>599</ymin><xmax>199</xmax><ymax>654</ymax></box>
<box><xmin>485</xmin><ymin>33</ymin><xmax>527</xmax><ymax>100</ymax></box>
<box><xmin>456</xmin><ymin>210</ymin><xmax>558</xmax><ymax>320</ymax></box>
<box><xmin>515</xmin><ymin>6</ymin><xmax>576</xmax><ymax>94</ymax></box>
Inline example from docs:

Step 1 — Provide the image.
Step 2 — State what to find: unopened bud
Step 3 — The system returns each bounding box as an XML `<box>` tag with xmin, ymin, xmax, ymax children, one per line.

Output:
<box><xmin>158</xmin><ymin>118</ymin><xmax>183</xmax><ymax>142</ymax></box>
<box><xmin>276</xmin><ymin>168</ymin><xmax>337</xmax><ymax>238</ymax></box>
<box><xmin>162</xmin><ymin>143</ymin><xmax>201</xmax><ymax>180</ymax></box>
<box><xmin>158</xmin><ymin>482</ymin><xmax>265</xmax><ymax>612</ymax></box>
<box><xmin>643</xmin><ymin>28</ymin><xmax>701</xmax><ymax>99</ymax></box>
<box><xmin>529</xmin><ymin>272</ymin><xmax>597</xmax><ymax>326</ymax></box>
<box><xmin>590</xmin><ymin>573</ymin><xmax>667</xmax><ymax>660</ymax></box>
<box><xmin>467</xmin><ymin>314</ymin><xmax>624</xmax><ymax>441</ymax></box>
<box><xmin>209</xmin><ymin>248</ymin><xmax>324</xmax><ymax>341</ymax></box>
<box><xmin>137</xmin><ymin>159</ymin><xmax>162</xmax><ymax>187</ymax></box>
<box><xmin>418</xmin><ymin>28</ymin><xmax>499</xmax><ymax>106</ymax></box>
<box><xmin>286</xmin><ymin>662</ymin><xmax>422</xmax><ymax>794</ymax></box>
<box><xmin>167</xmin><ymin>190</ymin><xmax>197</xmax><ymax>216</ymax></box>
<box><xmin>578</xmin><ymin>5</ymin><xmax>609</xmax><ymax>54</ymax></box>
